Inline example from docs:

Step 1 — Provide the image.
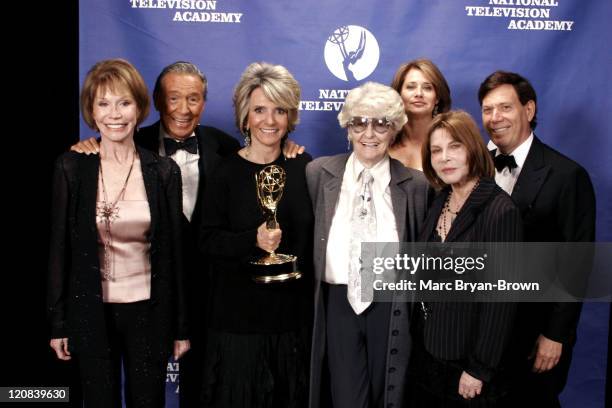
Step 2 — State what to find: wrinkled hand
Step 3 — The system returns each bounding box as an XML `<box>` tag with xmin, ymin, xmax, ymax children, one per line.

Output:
<box><xmin>50</xmin><ymin>338</ymin><xmax>71</xmax><ymax>361</ymax></box>
<box><xmin>70</xmin><ymin>137</ymin><xmax>99</xmax><ymax>154</ymax></box>
<box><xmin>282</xmin><ymin>139</ymin><xmax>305</xmax><ymax>159</ymax></box>
<box><xmin>530</xmin><ymin>334</ymin><xmax>562</xmax><ymax>373</ymax></box>
<box><xmin>173</xmin><ymin>340</ymin><xmax>191</xmax><ymax>360</ymax></box>
<box><xmin>256</xmin><ymin>222</ymin><xmax>282</xmax><ymax>253</ymax></box>
<box><xmin>458</xmin><ymin>371</ymin><xmax>482</xmax><ymax>400</ymax></box>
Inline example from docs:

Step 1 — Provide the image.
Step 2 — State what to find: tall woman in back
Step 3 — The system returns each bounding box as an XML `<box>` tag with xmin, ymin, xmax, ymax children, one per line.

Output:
<box><xmin>389</xmin><ymin>58</ymin><xmax>451</xmax><ymax>170</ymax></box>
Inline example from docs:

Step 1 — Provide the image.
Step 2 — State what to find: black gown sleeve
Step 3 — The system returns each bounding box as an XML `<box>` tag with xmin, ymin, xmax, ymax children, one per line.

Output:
<box><xmin>198</xmin><ymin>162</ymin><xmax>259</xmax><ymax>259</ymax></box>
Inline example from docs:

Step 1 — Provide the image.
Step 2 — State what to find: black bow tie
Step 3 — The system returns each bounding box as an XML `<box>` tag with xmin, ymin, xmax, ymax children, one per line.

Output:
<box><xmin>164</xmin><ymin>136</ymin><xmax>198</xmax><ymax>156</ymax></box>
<box><xmin>494</xmin><ymin>154</ymin><xmax>518</xmax><ymax>172</ymax></box>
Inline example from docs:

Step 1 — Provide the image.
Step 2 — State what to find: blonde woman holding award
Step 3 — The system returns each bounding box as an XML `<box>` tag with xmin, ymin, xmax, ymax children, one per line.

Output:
<box><xmin>198</xmin><ymin>62</ymin><xmax>313</xmax><ymax>408</ymax></box>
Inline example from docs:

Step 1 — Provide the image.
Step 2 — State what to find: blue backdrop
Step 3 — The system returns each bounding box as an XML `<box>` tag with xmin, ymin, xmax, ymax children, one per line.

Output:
<box><xmin>79</xmin><ymin>1</ymin><xmax>611</xmax><ymax>406</ymax></box>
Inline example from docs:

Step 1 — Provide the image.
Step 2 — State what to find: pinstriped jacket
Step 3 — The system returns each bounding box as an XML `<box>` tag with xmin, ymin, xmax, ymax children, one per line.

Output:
<box><xmin>417</xmin><ymin>177</ymin><xmax>522</xmax><ymax>382</ymax></box>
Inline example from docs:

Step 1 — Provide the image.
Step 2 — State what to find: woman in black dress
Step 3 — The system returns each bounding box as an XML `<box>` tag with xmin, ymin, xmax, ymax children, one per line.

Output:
<box><xmin>409</xmin><ymin>110</ymin><xmax>522</xmax><ymax>407</ymax></box>
<box><xmin>199</xmin><ymin>62</ymin><xmax>313</xmax><ymax>408</ymax></box>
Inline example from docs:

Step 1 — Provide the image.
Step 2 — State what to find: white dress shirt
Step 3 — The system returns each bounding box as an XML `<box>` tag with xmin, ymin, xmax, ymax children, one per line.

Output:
<box><xmin>324</xmin><ymin>153</ymin><xmax>399</xmax><ymax>284</ymax></box>
<box><xmin>491</xmin><ymin>133</ymin><xmax>534</xmax><ymax>195</ymax></box>
<box><xmin>158</xmin><ymin>127</ymin><xmax>200</xmax><ymax>221</ymax></box>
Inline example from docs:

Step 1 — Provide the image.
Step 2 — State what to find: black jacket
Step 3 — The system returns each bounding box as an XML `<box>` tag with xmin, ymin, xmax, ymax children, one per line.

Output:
<box><xmin>135</xmin><ymin>122</ymin><xmax>240</xmax><ymax>332</ymax></box>
<box><xmin>418</xmin><ymin>177</ymin><xmax>523</xmax><ymax>382</ymax></box>
<box><xmin>47</xmin><ymin>147</ymin><xmax>186</xmax><ymax>359</ymax></box>
<box><xmin>135</xmin><ymin>121</ymin><xmax>240</xmax><ymax>229</ymax></box>
<box><xmin>494</xmin><ymin>136</ymin><xmax>596</xmax><ymax>355</ymax></box>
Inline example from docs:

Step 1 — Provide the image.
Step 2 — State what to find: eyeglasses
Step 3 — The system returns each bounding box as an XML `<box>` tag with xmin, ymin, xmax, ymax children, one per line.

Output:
<box><xmin>347</xmin><ymin>116</ymin><xmax>393</xmax><ymax>135</ymax></box>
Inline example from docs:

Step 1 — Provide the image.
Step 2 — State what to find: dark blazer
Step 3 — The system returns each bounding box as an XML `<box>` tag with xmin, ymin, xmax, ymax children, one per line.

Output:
<box><xmin>306</xmin><ymin>153</ymin><xmax>431</xmax><ymax>408</ymax></box>
<box><xmin>47</xmin><ymin>148</ymin><xmax>186</xmax><ymax>359</ymax></box>
<box><xmin>136</xmin><ymin>122</ymin><xmax>239</xmax><ymax>406</ymax></box>
<box><xmin>492</xmin><ymin>136</ymin><xmax>596</xmax><ymax>367</ymax></box>
<box><xmin>418</xmin><ymin>177</ymin><xmax>523</xmax><ymax>382</ymax></box>
<box><xmin>135</xmin><ymin>122</ymin><xmax>240</xmax><ymax>326</ymax></box>
<box><xmin>135</xmin><ymin>121</ymin><xmax>240</xmax><ymax>229</ymax></box>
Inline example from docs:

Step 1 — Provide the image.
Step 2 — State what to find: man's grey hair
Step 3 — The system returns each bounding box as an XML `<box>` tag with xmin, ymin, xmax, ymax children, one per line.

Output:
<box><xmin>153</xmin><ymin>61</ymin><xmax>208</xmax><ymax>110</ymax></box>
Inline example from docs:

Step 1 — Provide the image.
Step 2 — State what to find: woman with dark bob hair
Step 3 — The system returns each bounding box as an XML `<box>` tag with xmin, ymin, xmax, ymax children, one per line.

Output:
<box><xmin>410</xmin><ymin>110</ymin><xmax>522</xmax><ymax>407</ymax></box>
<box><xmin>48</xmin><ymin>58</ymin><xmax>189</xmax><ymax>407</ymax></box>
<box><xmin>199</xmin><ymin>62</ymin><xmax>313</xmax><ymax>408</ymax></box>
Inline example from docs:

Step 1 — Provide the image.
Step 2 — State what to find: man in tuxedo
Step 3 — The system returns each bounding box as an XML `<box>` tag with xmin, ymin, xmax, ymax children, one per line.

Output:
<box><xmin>478</xmin><ymin>71</ymin><xmax>596</xmax><ymax>407</ymax></box>
<box><xmin>72</xmin><ymin>61</ymin><xmax>303</xmax><ymax>407</ymax></box>
<box><xmin>143</xmin><ymin>61</ymin><xmax>238</xmax><ymax>408</ymax></box>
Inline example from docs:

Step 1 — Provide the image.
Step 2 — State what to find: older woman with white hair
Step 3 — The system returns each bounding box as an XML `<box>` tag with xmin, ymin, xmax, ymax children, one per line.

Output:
<box><xmin>306</xmin><ymin>82</ymin><xmax>432</xmax><ymax>408</ymax></box>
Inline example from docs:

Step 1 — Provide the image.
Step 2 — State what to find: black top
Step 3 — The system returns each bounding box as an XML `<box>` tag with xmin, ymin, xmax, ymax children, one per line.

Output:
<box><xmin>199</xmin><ymin>152</ymin><xmax>314</xmax><ymax>334</ymax></box>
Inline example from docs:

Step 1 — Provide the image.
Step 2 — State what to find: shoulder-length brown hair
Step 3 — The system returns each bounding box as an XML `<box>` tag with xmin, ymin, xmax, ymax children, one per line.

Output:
<box><xmin>422</xmin><ymin>110</ymin><xmax>494</xmax><ymax>189</ymax></box>
<box><xmin>80</xmin><ymin>58</ymin><xmax>150</xmax><ymax>130</ymax></box>
<box><xmin>390</xmin><ymin>58</ymin><xmax>452</xmax><ymax>114</ymax></box>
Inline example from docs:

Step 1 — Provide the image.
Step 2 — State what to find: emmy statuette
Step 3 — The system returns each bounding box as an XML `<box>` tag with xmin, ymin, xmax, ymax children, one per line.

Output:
<box><xmin>250</xmin><ymin>165</ymin><xmax>301</xmax><ymax>283</ymax></box>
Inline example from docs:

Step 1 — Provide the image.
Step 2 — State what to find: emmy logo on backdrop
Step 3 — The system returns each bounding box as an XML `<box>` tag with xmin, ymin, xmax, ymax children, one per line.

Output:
<box><xmin>250</xmin><ymin>165</ymin><xmax>301</xmax><ymax>283</ymax></box>
<box><xmin>328</xmin><ymin>26</ymin><xmax>366</xmax><ymax>82</ymax></box>
<box><xmin>324</xmin><ymin>25</ymin><xmax>380</xmax><ymax>82</ymax></box>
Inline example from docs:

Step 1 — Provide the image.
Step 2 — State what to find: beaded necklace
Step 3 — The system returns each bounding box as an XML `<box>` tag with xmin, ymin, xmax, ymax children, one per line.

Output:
<box><xmin>96</xmin><ymin>151</ymin><xmax>136</xmax><ymax>281</ymax></box>
<box><xmin>436</xmin><ymin>179</ymin><xmax>480</xmax><ymax>241</ymax></box>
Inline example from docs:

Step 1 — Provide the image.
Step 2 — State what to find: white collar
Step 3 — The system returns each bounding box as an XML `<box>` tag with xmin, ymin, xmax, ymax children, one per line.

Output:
<box><xmin>494</xmin><ymin>132</ymin><xmax>534</xmax><ymax>169</ymax></box>
<box><xmin>349</xmin><ymin>153</ymin><xmax>391</xmax><ymax>186</ymax></box>
<box><xmin>158</xmin><ymin>125</ymin><xmax>196</xmax><ymax>155</ymax></box>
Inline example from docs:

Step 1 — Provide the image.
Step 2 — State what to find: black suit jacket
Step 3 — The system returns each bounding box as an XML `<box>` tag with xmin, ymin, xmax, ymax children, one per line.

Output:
<box><xmin>134</xmin><ymin>121</ymin><xmax>240</xmax><ymax>228</ymax></box>
<box><xmin>418</xmin><ymin>177</ymin><xmax>523</xmax><ymax>382</ymax></box>
<box><xmin>135</xmin><ymin>122</ymin><xmax>240</xmax><ymax>333</ymax></box>
<box><xmin>47</xmin><ymin>148</ymin><xmax>186</xmax><ymax>359</ymax></box>
<box><xmin>493</xmin><ymin>136</ymin><xmax>596</xmax><ymax>352</ymax></box>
